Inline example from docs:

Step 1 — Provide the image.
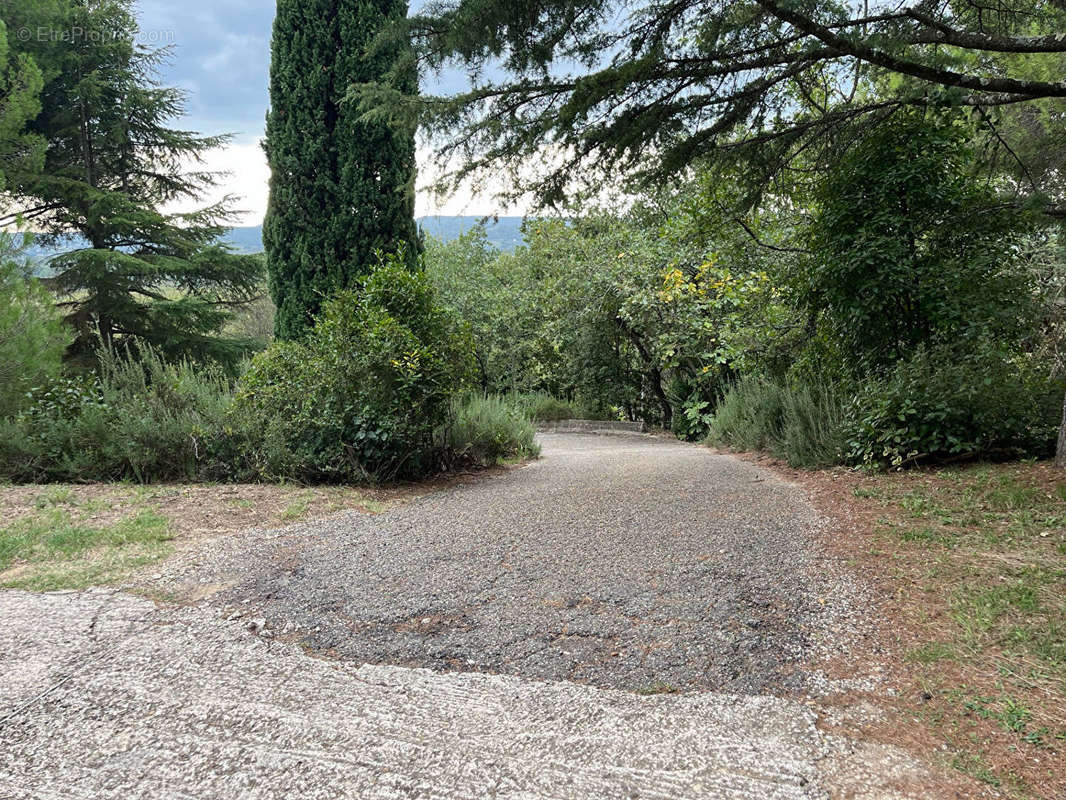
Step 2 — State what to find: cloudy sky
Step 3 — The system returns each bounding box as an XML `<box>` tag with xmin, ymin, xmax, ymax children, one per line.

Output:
<box><xmin>137</xmin><ymin>0</ymin><xmax>519</xmax><ymax>224</ymax></box>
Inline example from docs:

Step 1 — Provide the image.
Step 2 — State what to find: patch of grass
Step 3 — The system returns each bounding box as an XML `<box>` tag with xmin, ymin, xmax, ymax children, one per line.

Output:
<box><xmin>906</xmin><ymin>641</ymin><xmax>956</xmax><ymax>664</ymax></box>
<box><xmin>354</xmin><ymin>498</ymin><xmax>391</xmax><ymax>514</ymax></box>
<box><xmin>34</xmin><ymin>486</ymin><xmax>75</xmax><ymax>508</ymax></box>
<box><xmin>851</xmin><ymin>462</ymin><xmax>1066</xmax><ymax>796</ymax></box>
<box><xmin>0</xmin><ymin>507</ymin><xmax>173</xmax><ymax>590</ymax></box>
<box><xmin>280</xmin><ymin>500</ymin><xmax>310</xmax><ymax>521</ymax></box>
<box><xmin>950</xmin><ymin>752</ymin><xmax>1002</xmax><ymax>788</ymax></box>
<box><xmin>852</xmin><ymin>486</ymin><xmax>886</xmax><ymax>500</ymax></box>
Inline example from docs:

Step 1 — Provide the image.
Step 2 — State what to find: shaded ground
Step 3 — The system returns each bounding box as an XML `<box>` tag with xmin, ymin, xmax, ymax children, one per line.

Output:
<box><xmin>0</xmin><ymin>480</ymin><xmax>430</xmax><ymax>591</ymax></box>
<box><xmin>159</xmin><ymin>433</ymin><xmax>871</xmax><ymax>694</ymax></box>
<box><xmin>746</xmin><ymin>455</ymin><xmax>1066</xmax><ymax>799</ymax></box>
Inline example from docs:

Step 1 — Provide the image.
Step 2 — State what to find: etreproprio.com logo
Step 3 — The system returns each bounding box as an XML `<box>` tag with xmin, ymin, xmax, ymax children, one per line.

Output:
<box><xmin>15</xmin><ymin>26</ymin><xmax>175</xmax><ymax>45</ymax></box>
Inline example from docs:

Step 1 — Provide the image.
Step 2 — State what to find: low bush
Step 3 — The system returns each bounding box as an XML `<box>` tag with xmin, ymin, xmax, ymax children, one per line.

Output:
<box><xmin>844</xmin><ymin>343</ymin><xmax>1060</xmax><ymax>468</ymax></box>
<box><xmin>0</xmin><ymin>348</ymin><xmax>234</xmax><ymax>483</ymax></box>
<box><xmin>438</xmin><ymin>394</ymin><xmax>540</xmax><ymax>466</ymax></box>
<box><xmin>706</xmin><ymin>376</ymin><xmax>846</xmax><ymax>468</ymax></box>
<box><xmin>0</xmin><ymin>251</ymin><xmax>71</xmax><ymax>418</ymax></box>
<box><xmin>232</xmin><ymin>256</ymin><xmax>476</xmax><ymax>483</ymax></box>
<box><xmin>509</xmin><ymin>391</ymin><xmax>577</xmax><ymax>422</ymax></box>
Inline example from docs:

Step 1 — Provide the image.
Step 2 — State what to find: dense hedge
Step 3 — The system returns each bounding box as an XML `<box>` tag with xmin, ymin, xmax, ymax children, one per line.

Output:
<box><xmin>0</xmin><ymin>261</ymin><xmax>543</xmax><ymax>485</ymax></box>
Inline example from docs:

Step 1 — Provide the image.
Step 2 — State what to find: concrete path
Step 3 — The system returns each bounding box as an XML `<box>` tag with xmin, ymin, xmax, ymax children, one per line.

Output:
<box><xmin>0</xmin><ymin>434</ymin><xmax>945</xmax><ymax>798</ymax></box>
<box><xmin>1</xmin><ymin>590</ymin><xmax>932</xmax><ymax>799</ymax></box>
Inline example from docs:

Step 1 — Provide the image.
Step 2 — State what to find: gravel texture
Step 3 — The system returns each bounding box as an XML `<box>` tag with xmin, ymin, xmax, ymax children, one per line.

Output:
<box><xmin>165</xmin><ymin>433</ymin><xmax>874</xmax><ymax>694</ymax></box>
<box><xmin>0</xmin><ymin>589</ymin><xmax>935</xmax><ymax>800</ymax></box>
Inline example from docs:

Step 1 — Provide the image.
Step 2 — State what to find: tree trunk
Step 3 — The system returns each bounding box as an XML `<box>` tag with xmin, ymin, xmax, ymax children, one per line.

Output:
<box><xmin>1056</xmin><ymin>388</ymin><xmax>1066</xmax><ymax>468</ymax></box>
<box><xmin>614</xmin><ymin>315</ymin><xmax>672</xmax><ymax>428</ymax></box>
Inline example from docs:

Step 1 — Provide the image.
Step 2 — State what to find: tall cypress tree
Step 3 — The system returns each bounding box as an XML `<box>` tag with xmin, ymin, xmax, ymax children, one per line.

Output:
<box><xmin>264</xmin><ymin>0</ymin><xmax>419</xmax><ymax>341</ymax></box>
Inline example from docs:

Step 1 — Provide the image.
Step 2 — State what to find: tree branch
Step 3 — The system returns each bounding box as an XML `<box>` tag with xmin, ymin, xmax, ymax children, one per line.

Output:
<box><xmin>757</xmin><ymin>0</ymin><xmax>1066</xmax><ymax>98</ymax></box>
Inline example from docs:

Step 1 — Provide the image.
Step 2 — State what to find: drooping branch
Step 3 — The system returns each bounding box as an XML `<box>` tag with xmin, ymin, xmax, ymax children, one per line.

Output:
<box><xmin>756</xmin><ymin>0</ymin><xmax>1066</xmax><ymax>99</ymax></box>
<box><xmin>906</xmin><ymin>9</ymin><xmax>1066</xmax><ymax>53</ymax></box>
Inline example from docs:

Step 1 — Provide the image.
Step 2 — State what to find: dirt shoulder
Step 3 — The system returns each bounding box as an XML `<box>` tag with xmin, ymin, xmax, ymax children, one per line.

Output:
<box><xmin>727</xmin><ymin>450</ymin><xmax>1066</xmax><ymax>799</ymax></box>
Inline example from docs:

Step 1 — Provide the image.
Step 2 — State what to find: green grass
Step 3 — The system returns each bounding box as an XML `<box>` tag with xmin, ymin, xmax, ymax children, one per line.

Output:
<box><xmin>857</xmin><ymin>463</ymin><xmax>1066</xmax><ymax>795</ymax></box>
<box><xmin>0</xmin><ymin>502</ymin><xmax>173</xmax><ymax>591</ymax></box>
<box><xmin>906</xmin><ymin>641</ymin><xmax>956</xmax><ymax>664</ymax></box>
<box><xmin>280</xmin><ymin>499</ymin><xmax>310</xmax><ymax>521</ymax></box>
<box><xmin>873</xmin><ymin>467</ymin><xmax>1066</xmax><ymax>692</ymax></box>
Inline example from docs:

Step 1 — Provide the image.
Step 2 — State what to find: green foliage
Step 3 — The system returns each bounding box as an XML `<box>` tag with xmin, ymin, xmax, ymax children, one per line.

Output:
<box><xmin>843</xmin><ymin>343</ymin><xmax>1060</xmax><ymax>468</ymax></box>
<box><xmin>508</xmin><ymin>391</ymin><xmax>579</xmax><ymax>422</ymax></box>
<box><xmin>805</xmin><ymin>114</ymin><xmax>1035</xmax><ymax>372</ymax></box>
<box><xmin>425</xmin><ymin>227</ymin><xmax>560</xmax><ymax>392</ymax></box>
<box><xmin>0</xmin><ymin>18</ymin><xmax>44</xmax><ymax>190</ymax></box>
<box><xmin>381</xmin><ymin>0</ymin><xmax>1066</xmax><ymax>221</ymax></box>
<box><xmin>264</xmin><ymin>0</ymin><xmax>419</xmax><ymax>340</ymax></box>
<box><xmin>234</xmin><ymin>254</ymin><xmax>476</xmax><ymax>482</ymax></box>
<box><xmin>706</xmin><ymin>376</ymin><xmax>846</xmax><ymax>468</ymax></box>
<box><xmin>0</xmin><ymin>348</ymin><xmax>234</xmax><ymax>483</ymax></box>
<box><xmin>438</xmin><ymin>394</ymin><xmax>540</xmax><ymax>466</ymax></box>
<box><xmin>5</xmin><ymin>0</ymin><xmax>262</xmax><ymax>368</ymax></box>
<box><xmin>0</xmin><ymin>235</ymin><xmax>71</xmax><ymax>418</ymax></box>
<box><xmin>424</xmin><ymin>198</ymin><xmax>800</xmax><ymax>432</ymax></box>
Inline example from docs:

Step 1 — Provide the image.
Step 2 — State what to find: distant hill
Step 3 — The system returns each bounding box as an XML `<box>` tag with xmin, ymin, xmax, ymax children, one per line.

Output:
<box><xmin>418</xmin><ymin>216</ymin><xmax>525</xmax><ymax>251</ymax></box>
<box><xmin>24</xmin><ymin>216</ymin><xmax>526</xmax><ymax>267</ymax></box>
<box><xmin>222</xmin><ymin>217</ymin><xmax>526</xmax><ymax>254</ymax></box>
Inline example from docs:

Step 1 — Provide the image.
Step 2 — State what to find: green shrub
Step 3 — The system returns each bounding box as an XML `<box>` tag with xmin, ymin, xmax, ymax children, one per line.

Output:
<box><xmin>508</xmin><ymin>391</ymin><xmax>577</xmax><ymax>422</ymax></box>
<box><xmin>0</xmin><ymin>348</ymin><xmax>234</xmax><ymax>483</ymax></box>
<box><xmin>0</xmin><ymin>248</ymin><xmax>71</xmax><ymax>418</ymax></box>
<box><xmin>438</xmin><ymin>394</ymin><xmax>540</xmax><ymax>466</ymax></box>
<box><xmin>843</xmin><ymin>344</ymin><xmax>1059</xmax><ymax>468</ymax></box>
<box><xmin>804</xmin><ymin>113</ymin><xmax>1035</xmax><ymax>373</ymax></box>
<box><xmin>706</xmin><ymin>376</ymin><xmax>846</xmax><ymax>468</ymax></box>
<box><xmin>233</xmin><ymin>256</ymin><xmax>476</xmax><ymax>483</ymax></box>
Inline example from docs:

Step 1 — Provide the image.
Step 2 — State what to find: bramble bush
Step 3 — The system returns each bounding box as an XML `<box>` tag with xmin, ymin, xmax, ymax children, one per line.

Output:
<box><xmin>843</xmin><ymin>343</ymin><xmax>1060</xmax><ymax>468</ymax></box>
<box><xmin>0</xmin><ymin>256</ymin><xmax>512</xmax><ymax>486</ymax></box>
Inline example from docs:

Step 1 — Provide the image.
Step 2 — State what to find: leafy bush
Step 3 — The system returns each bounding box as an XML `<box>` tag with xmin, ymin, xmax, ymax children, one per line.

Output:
<box><xmin>843</xmin><ymin>344</ymin><xmax>1059</xmax><ymax>468</ymax></box>
<box><xmin>438</xmin><ymin>394</ymin><xmax>540</xmax><ymax>466</ymax></box>
<box><xmin>804</xmin><ymin>113</ymin><xmax>1035</xmax><ymax>373</ymax></box>
<box><xmin>509</xmin><ymin>391</ymin><xmax>578</xmax><ymax>421</ymax></box>
<box><xmin>0</xmin><ymin>348</ymin><xmax>234</xmax><ymax>483</ymax></box>
<box><xmin>233</xmin><ymin>256</ymin><xmax>476</xmax><ymax>483</ymax></box>
<box><xmin>706</xmin><ymin>376</ymin><xmax>846</xmax><ymax>468</ymax></box>
<box><xmin>0</xmin><ymin>242</ymin><xmax>71</xmax><ymax>418</ymax></box>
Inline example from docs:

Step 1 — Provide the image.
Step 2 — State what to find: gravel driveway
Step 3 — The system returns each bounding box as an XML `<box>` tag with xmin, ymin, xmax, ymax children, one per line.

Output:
<box><xmin>184</xmin><ymin>433</ymin><xmax>866</xmax><ymax>693</ymax></box>
<box><xmin>0</xmin><ymin>433</ymin><xmax>948</xmax><ymax>798</ymax></box>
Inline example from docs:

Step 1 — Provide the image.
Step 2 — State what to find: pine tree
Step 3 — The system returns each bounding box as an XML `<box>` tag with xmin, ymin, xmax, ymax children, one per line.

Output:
<box><xmin>2</xmin><ymin>0</ymin><xmax>262</xmax><ymax>368</ymax></box>
<box><xmin>264</xmin><ymin>0</ymin><xmax>418</xmax><ymax>341</ymax></box>
<box><xmin>0</xmin><ymin>18</ymin><xmax>44</xmax><ymax>191</ymax></box>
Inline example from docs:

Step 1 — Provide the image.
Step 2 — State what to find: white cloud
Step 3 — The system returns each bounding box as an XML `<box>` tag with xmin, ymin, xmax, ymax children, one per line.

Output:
<box><xmin>169</xmin><ymin>138</ymin><xmax>531</xmax><ymax>226</ymax></box>
<box><xmin>164</xmin><ymin>136</ymin><xmax>270</xmax><ymax>226</ymax></box>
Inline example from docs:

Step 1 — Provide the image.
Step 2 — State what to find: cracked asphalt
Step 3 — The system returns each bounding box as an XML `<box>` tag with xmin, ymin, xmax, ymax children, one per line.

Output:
<box><xmin>192</xmin><ymin>433</ymin><xmax>869</xmax><ymax>693</ymax></box>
